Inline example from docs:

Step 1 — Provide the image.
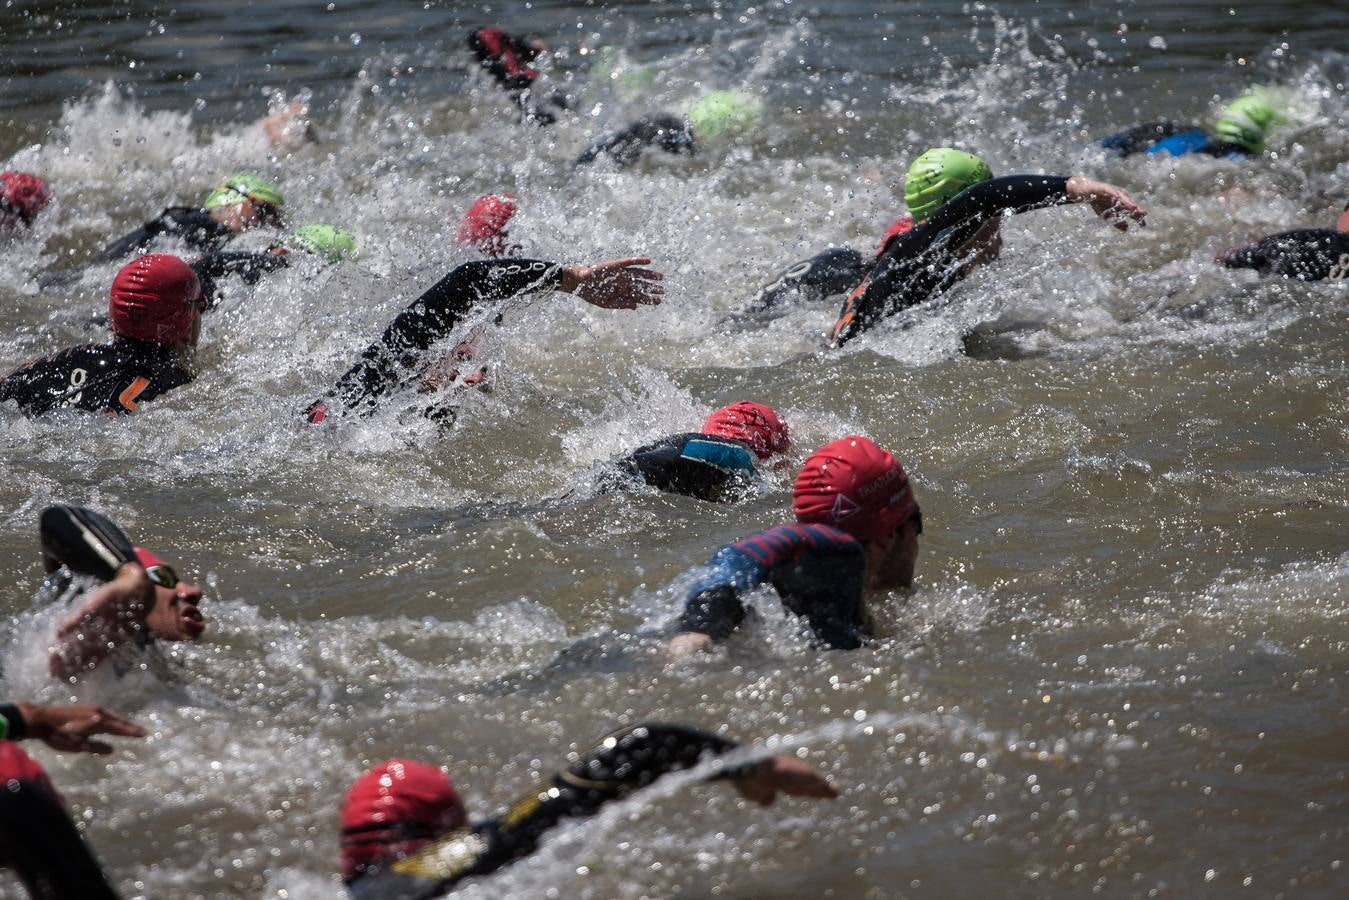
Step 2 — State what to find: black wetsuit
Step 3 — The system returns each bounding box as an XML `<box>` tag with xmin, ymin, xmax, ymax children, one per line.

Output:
<box><xmin>304</xmin><ymin>259</ymin><xmax>560</xmax><ymax>422</ymax></box>
<box><xmin>829</xmin><ymin>175</ymin><xmax>1076</xmax><ymax>347</ymax></box>
<box><xmin>0</xmin><ymin>340</ymin><xmax>193</xmax><ymax>416</ymax></box>
<box><xmin>346</xmin><ymin>722</ymin><xmax>746</xmax><ymax>899</ymax></box>
<box><xmin>191</xmin><ymin>249</ymin><xmax>290</xmax><ymax>307</ymax></box>
<box><xmin>0</xmin><ymin>742</ymin><xmax>119</xmax><ymax>899</ymax></box>
<box><xmin>1218</xmin><ymin>229</ymin><xmax>1349</xmax><ymax>281</ymax></box>
<box><xmin>574</xmin><ymin>114</ymin><xmax>695</xmax><ymax>168</ymax></box>
<box><xmin>731</xmin><ymin>247</ymin><xmax>870</xmax><ymax>323</ymax></box>
<box><xmin>679</xmin><ymin>522</ymin><xmax>871</xmax><ymax>649</ymax></box>
<box><xmin>98</xmin><ymin>207</ymin><xmax>233</xmax><ymax>262</ymax></box>
<box><xmin>617</xmin><ymin>432</ymin><xmax>759</xmax><ymax>501</ymax></box>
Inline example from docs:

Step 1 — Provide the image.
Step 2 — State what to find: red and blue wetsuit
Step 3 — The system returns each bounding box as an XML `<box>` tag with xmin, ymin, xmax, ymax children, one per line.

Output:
<box><xmin>678</xmin><ymin>523</ymin><xmax>870</xmax><ymax>649</ymax></box>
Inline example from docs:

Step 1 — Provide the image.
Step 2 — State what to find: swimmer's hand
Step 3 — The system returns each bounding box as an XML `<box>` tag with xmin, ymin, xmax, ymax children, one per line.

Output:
<box><xmin>733</xmin><ymin>755</ymin><xmax>839</xmax><ymax>806</ymax></box>
<box><xmin>667</xmin><ymin>631</ymin><xmax>714</xmax><ymax>659</ymax></box>
<box><xmin>560</xmin><ymin>256</ymin><xmax>664</xmax><ymax>309</ymax></box>
<box><xmin>1066</xmin><ymin>176</ymin><xmax>1148</xmax><ymax>231</ymax></box>
<box><xmin>16</xmin><ymin>703</ymin><xmax>147</xmax><ymax>755</ymax></box>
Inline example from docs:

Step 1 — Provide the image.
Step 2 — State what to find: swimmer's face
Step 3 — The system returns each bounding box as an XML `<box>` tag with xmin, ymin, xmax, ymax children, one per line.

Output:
<box><xmin>867</xmin><ymin>516</ymin><xmax>921</xmax><ymax>592</ymax></box>
<box><xmin>143</xmin><ymin>568</ymin><xmax>206</xmax><ymax>642</ymax></box>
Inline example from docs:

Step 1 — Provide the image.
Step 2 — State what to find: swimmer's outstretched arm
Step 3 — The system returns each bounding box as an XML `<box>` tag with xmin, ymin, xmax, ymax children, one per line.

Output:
<box><xmin>1</xmin><ymin>702</ymin><xmax>146</xmax><ymax>754</ymax></box>
<box><xmin>307</xmin><ymin>257</ymin><xmax>661</xmax><ymax>420</ymax></box>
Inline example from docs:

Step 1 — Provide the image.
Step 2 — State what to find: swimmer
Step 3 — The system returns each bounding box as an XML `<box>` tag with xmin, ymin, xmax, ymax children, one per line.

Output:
<box><xmin>303</xmin><ymin>255</ymin><xmax>663</xmax><ymax>424</ymax></box>
<box><xmin>37</xmin><ymin>503</ymin><xmax>205</xmax><ymax>679</ymax></box>
<box><xmin>615</xmin><ymin>400</ymin><xmax>791</xmax><ymax>502</ymax></box>
<box><xmin>1</xmin><ymin>255</ymin><xmax>205</xmax><ymax>415</ymax></box>
<box><xmin>455</xmin><ymin>193</ymin><xmax>520</xmax><ymax>257</ymax></box>
<box><xmin>828</xmin><ymin>148</ymin><xmax>1146</xmax><ymax>347</ymax></box>
<box><xmin>668</xmin><ymin>435</ymin><xmax>921</xmax><ymax>656</ymax></box>
<box><xmin>467</xmin><ymin>26</ymin><xmax>570</xmax><ymax>126</ymax></box>
<box><xmin>0</xmin><ymin>704</ymin><xmax>146</xmax><ymax>898</ymax></box>
<box><xmin>340</xmin><ymin>721</ymin><xmax>836</xmax><ymax>896</ymax></box>
<box><xmin>467</xmin><ymin>25</ymin><xmax>700</xmax><ymax>169</ymax></box>
<box><xmin>1099</xmin><ymin>91</ymin><xmax>1281</xmax><ymax>160</ymax></box>
<box><xmin>1215</xmin><ymin>201</ymin><xmax>1349</xmax><ymax>281</ymax></box>
<box><xmin>97</xmin><ymin>173</ymin><xmax>285</xmax><ymax>262</ymax></box>
<box><xmin>0</xmin><ymin>171</ymin><xmax>52</xmax><ymax>230</ymax></box>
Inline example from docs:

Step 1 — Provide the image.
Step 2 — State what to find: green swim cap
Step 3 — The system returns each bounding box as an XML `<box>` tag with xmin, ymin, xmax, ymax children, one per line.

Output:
<box><xmin>904</xmin><ymin>148</ymin><xmax>994</xmax><ymax>223</ymax></box>
<box><xmin>203</xmin><ymin>174</ymin><xmax>285</xmax><ymax>209</ymax></box>
<box><xmin>1213</xmin><ymin>94</ymin><xmax>1279</xmax><ymax>154</ymax></box>
<box><xmin>687</xmin><ymin>90</ymin><xmax>762</xmax><ymax>139</ymax></box>
<box><xmin>288</xmin><ymin>224</ymin><xmax>357</xmax><ymax>263</ymax></box>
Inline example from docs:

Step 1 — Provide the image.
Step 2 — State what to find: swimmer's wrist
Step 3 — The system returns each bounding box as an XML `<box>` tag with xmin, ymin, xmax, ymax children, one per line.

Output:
<box><xmin>0</xmin><ymin>703</ymin><xmax>28</xmax><ymax>741</ymax></box>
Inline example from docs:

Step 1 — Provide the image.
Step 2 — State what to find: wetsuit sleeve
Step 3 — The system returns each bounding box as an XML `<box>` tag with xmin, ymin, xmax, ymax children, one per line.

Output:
<box><xmin>574</xmin><ymin>114</ymin><xmax>695</xmax><ymax>168</ymax></box>
<box><xmin>0</xmin><ymin>743</ymin><xmax>119</xmax><ymax>900</ymax></box>
<box><xmin>743</xmin><ymin>247</ymin><xmax>869</xmax><ymax>314</ymax></box>
<box><xmin>38</xmin><ymin>505</ymin><xmax>137</xmax><ymax>579</ymax></box>
<box><xmin>350</xmin><ymin>723</ymin><xmax>741</xmax><ymax>899</ymax></box>
<box><xmin>830</xmin><ymin>175</ymin><xmax>1070</xmax><ymax>346</ymax></box>
<box><xmin>311</xmin><ymin>259</ymin><xmax>561</xmax><ymax>417</ymax></box>
<box><xmin>1217</xmin><ymin>229</ymin><xmax>1349</xmax><ymax>281</ymax></box>
<box><xmin>677</xmin><ymin>544</ymin><xmax>771</xmax><ymax>637</ymax></box>
<box><xmin>98</xmin><ymin>212</ymin><xmax>170</xmax><ymax>261</ymax></box>
<box><xmin>192</xmin><ymin>251</ymin><xmax>289</xmax><ymax>308</ymax></box>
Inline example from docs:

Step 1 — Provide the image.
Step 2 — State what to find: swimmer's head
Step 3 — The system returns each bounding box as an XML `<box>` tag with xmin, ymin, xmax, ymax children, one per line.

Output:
<box><xmin>793</xmin><ymin>436</ymin><xmax>919</xmax><ymax>542</ymax></box>
<box><xmin>456</xmin><ymin>193</ymin><xmax>519</xmax><ymax>257</ymax></box>
<box><xmin>702</xmin><ymin>401</ymin><xmax>790</xmax><ymax>459</ymax></box>
<box><xmin>904</xmin><ymin>148</ymin><xmax>993</xmax><ymax>223</ymax></box>
<box><xmin>109</xmin><ymin>254</ymin><xmax>205</xmax><ymax>345</ymax></box>
<box><xmin>340</xmin><ymin>759</ymin><xmax>467</xmax><ymax>880</ymax></box>
<box><xmin>135</xmin><ymin>547</ymin><xmax>205</xmax><ymax>642</ymax></box>
<box><xmin>1337</xmin><ymin>200</ymin><xmax>1349</xmax><ymax>234</ymax></box>
<box><xmin>1214</xmin><ymin>93</ymin><xmax>1279</xmax><ymax>154</ymax></box>
<box><xmin>288</xmin><ymin>224</ymin><xmax>359</xmax><ymax>263</ymax></box>
<box><xmin>0</xmin><ymin>171</ymin><xmax>52</xmax><ymax>228</ymax></box>
<box><xmin>203</xmin><ymin>174</ymin><xmax>285</xmax><ymax>228</ymax></box>
<box><xmin>794</xmin><ymin>436</ymin><xmax>922</xmax><ymax>589</ymax></box>
<box><xmin>687</xmin><ymin>90</ymin><xmax>762</xmax><ymax>139</ymax></box>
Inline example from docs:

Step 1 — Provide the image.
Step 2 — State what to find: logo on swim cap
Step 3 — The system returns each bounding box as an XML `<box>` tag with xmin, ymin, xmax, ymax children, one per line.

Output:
<box><xmin>831</xmin><ymin>492</ymin><xmax>861</xmax><ymax>522</ymax></box>
<box><xmin>904</xmin><ymin>148</ymin><xmax>993</xmax><ymax>223</ymax></box>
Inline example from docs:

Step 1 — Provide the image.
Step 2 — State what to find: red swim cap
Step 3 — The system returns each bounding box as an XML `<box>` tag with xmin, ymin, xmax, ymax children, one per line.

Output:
<box><xmin>455</xmin><ymin>193</ymin><xmax>518</xmax><ymax>256</ymax></box>
<box><xmin>0</xmin><ymin>171</ymin><xmax>52</xmax><ymax>225</ymax></box>
<box><xmin>792</xmin><ymin>436</ymin><xmax>917</xmax><ymax>542</ymax></box>
<box><xmin>134</xmin><ymin>547</ymin><xmax>166</xmax><ymax>569</ymax></box>
<box><xmin>109</xmin><ymin>254</ymin><xmax>203</xmax><ymax>344</ymax></box>
<box><xmin>702</xmin><ymin>401</ymin><xmax>790</xmax><ymax>459</ymax></box>
<box><xmin>876</xmin><ymin>214</ymin><xmax>914</xmax><ymax>257</ymax></box>
<box><xmin>340</xmin><ymin>759</ymin><xmax>466</xmax><ymax>879</ymax></box>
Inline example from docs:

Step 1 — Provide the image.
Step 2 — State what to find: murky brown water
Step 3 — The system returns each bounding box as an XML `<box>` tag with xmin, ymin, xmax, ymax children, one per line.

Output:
<box><xmin>2</xmin><ymin>1</ymin><xmax>1347</xmax><ymax>897</ymax></box>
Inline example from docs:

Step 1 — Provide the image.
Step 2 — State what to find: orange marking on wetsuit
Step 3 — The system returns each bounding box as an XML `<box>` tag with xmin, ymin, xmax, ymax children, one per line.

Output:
<box><xmin>117</xmin><ymin>377</ymin><xmax>151</xmax><ymax>413</ymax></box>
<box><xmin>829</xmin><ymin>273</ymin><xmax>872</xmax><ymax>346</ymax></box>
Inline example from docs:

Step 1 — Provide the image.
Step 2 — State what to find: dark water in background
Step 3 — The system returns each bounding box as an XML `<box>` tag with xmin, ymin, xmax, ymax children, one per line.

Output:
<box><xmin>1</xmin><ymin>1</ymin><xmax>1348</xmax><ymax>898</ymax></box>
